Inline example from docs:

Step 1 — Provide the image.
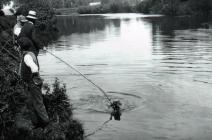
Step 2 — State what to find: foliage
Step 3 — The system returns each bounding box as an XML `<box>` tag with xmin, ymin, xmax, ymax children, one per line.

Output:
<box><xmin>21</xmin><ymin>0</ymin><xmax>138</xmax><ymax>8</ymax></box>
<box><xmin>0</xmin><ymin>59</ymin><xmax>26</xmax><ymax>140</ymax></box>
<box><xmin>0</xmin><ymin>69</ymin><xmax>84</xmax><ymax>140</ymax></box>
<box><xmin>43</xmin><ymin>78</ymin><xmax>73</xmax><ymax>123</ymax></box>
<box><xmin>77</xmin><ymin>5</ymin><xmax>108</xmax><ymax>14</ymax></box>
<box><xmin>0</xmin><ymin>9</ymin><xmax>84</xmax><ymax>140</ymax></box>
<box><xmin>14</xmin><ymin>0</ymin><xmax>59</xmax><ymax>46</ymax></box>
<box><xmin>77</xmin><ymin>2</ymin><xmax>135</xmax><ymax>14</ymax></box>
<box><xmin>0</xmin><ymin>61</ymin><xmax>84</xmax><ymax>140</ymax></box>
<box><xmin>0</xmin><ymin>16</ymin><xmax>16</xmax><ymax>39</ymax></box>
<box><xmin>136</xmin><ymin>0</ymin><xmax>212</xmax><ymax>16</ymax></box>
<box><xmin>135</xmin><ymin>0</ymin><xmax>152</xmax><ymax>14</ymax></box>
<box><xmin>43</xmin><ymin>79</ymin><xmax>84</xmax><ymax>140</ymax></box>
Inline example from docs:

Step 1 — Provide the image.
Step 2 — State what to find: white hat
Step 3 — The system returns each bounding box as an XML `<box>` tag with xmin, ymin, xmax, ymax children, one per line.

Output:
<box><xmin>26</xmin><ymin>10</ymin><xmax>37</xmax><ymax>19</ymax></box>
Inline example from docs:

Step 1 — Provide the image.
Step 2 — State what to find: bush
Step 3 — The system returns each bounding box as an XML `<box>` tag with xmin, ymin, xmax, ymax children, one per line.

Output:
<box><xmin>0</xmin><ymin>10</ymin><xmax>84</xmax><ymax>140</ymax></box>
<box><xmin>43</xmin><ymin>78</ymin><xmax>84</xmax><ymax>140</ymax></box>
<box><xmin>0</xmin><ymin>68</ymin><xmax>84</xmax><ymax>140</ymax></box>
<box><xmin>77</xmin><ymin>5</ymin><xmax>108</xmax><ymax>14</ymax></box>
<box><xmin>15</xmin><ymin>1</ymin><xmax>59</xmax><ymax>46</ymax></box>
<box><xmin>136</xmin><ymin>0</ymin><xmax>212</xmax><ymax>16</ymax></box>
<box><xmin>0</xmin><ymin>33</ymin><xmax>84</xmax><ymax>139</ymax></box>
<box><xmin>77</xmin><ymin>2</ymin><xmax>134</xmax><ymax>14</ymax></box>
<box><xmin>43</xmin><ymin>78</ymin><xmax>73</xmax><ymax>122</ymax></box>
<box><xmin>136</xmin><ymin>0</ymin><xmax>151</xmax><ymax>13</ymax></box>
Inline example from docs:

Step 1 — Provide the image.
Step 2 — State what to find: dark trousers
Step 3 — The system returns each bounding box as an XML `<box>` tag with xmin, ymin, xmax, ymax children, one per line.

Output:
<box><xmin>27</xmin><ymin>82</ymin><xmax>49</xmax><ymax>126</ymax></box>
<box><xmin>15</xmin><ymin>83</ymin><xmax>49</xmax><ymax>133</ymax></box>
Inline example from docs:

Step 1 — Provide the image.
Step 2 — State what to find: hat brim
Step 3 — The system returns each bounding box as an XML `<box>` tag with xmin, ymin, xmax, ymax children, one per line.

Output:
<box><xmin>26</xmin><ymin>15</ymin><xmax>37</xmax><ymax>19</ymax></box>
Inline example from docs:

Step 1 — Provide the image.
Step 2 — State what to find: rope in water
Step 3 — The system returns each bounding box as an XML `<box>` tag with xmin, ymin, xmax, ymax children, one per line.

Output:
<box><xmin>45</xmin><ymin>50</ymin><xmax>116</xmax><ymax>138</ymax></box>
<box><xmin>84</xmin><ymin>119</ymin><xmax>111</xmax><ymax>138</ymax></box>
<box><xmin>45</xmin><ymin>50</ymin><xmax>113</xmax><ymax>105</ymax></box>
<box><xmin>0</xmin><ymin>42</ymin><xmax>115</xmax><ymax>138</ymax></box>
<box><xmin>1</xmin><ymin>40</ymin><xmax>113</xmax><ymax>105</ymax></box>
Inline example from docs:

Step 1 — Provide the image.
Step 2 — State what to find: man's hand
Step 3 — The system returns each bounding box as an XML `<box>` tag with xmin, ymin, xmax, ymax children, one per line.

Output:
<box><xmin>43</xmin><ymin>46</ymin><xmax>47</xmax><ymax>51</ymax></box>
<box><xmin>32</xmin><ymin>72</ymin><xmax>43</xmax><ymax>86</ymax></box>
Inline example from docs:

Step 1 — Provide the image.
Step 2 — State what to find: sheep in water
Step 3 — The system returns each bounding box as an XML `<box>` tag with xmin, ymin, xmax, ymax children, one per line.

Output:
<box><xmin>110</xmin><ymin>100</ymin><xmax>122</xmax><ymax>121</ymax></box>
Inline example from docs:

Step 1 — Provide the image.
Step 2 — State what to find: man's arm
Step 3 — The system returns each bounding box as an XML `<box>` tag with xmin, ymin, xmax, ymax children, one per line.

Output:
<box><xmin>24</xmin><ymin>54</ymin><xmax>38</xmax><ymax>73</ymax></box>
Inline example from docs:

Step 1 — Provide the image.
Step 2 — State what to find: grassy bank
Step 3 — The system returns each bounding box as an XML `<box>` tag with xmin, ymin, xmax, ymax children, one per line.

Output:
<box><xmin>0</xmin><ymin>4</ymin><xmax>84</xmax><ymax>140</ymax></box>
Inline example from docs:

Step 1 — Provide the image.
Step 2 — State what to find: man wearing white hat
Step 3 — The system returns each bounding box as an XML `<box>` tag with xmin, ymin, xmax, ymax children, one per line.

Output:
<box><xmin>18</xmin><ymin>10</ymin><xmax>41</xmax><ymax>56</ymax></box>
<box><xmin>26</xmin><ymin>10</ymin><xmax>38</xmax><ymax>20</ymax></box>
<box><xmin>18</xmin><ymin>10</ymin><xmax>49</xmax><ymax>128</ymax></box>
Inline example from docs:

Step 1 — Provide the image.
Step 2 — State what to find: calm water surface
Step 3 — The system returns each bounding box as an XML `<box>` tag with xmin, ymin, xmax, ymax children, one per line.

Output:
<box><xmin>39</xmin><ymin>14</ymin><xmax>212</xmax><ymax>140</ymax></box>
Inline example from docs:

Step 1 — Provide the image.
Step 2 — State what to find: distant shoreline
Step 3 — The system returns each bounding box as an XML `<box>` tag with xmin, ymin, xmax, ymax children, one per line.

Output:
<box><xmin>55</xmin><ymin>8</ymin><xmax>78</xmax><ymax>16</ymax></box>
<box><xmin>55</xmin><ymin>7</ymin><xmax>212</xmax><ymax>18</ymax></box>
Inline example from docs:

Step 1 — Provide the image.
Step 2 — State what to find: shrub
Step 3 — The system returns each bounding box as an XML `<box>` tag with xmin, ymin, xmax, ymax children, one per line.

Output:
<box><xmin>136</xmin><ymin>0</ymin><xmax>151</xmax><ymax>13</ymax></box>
<box><xmin>136</xmin><ymin>0</ymin><xmax>212</xmax><ymax>16</ymax></box>
<box><xmin>15</xmin><ymin>1</ymin><xmax>59</xmax><ymax>46</ymax></box>
<box><xmin>0</xmin><ymin>68</ymin><xmax>84</xmax><ymax>140</ymax></box>
<box><xmin>0</xmin><ymin>11</ymin><xmax>84</xmax><ymax>140</ymax></box>
<box><xmin>77</xmin><ymin>2</ymin><xmax>134</xmax><ymax>14</ymax></box>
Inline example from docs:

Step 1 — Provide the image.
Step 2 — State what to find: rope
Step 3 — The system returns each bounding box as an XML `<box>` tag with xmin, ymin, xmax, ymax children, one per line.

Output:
<box><xmin>0</xmin><ymin>42</ymin><xmax>118</xmax><ymax>138</ymax></box>
<box><xmin>1</xmin><ymin>40</ymin><xmax>113</xmax><ymax>105</ymax></box>
<box><xmin>46</xmin><ymin>50</ymin><xmax>113</xmax><ymax>105</ymax></box>
<box><xmin>193</xmin><ymin>79</ymin><xmax>212</xmax><ymax>84</ymax></box>
<box><xmin>84</xmin><ymin>119</ymin><xmax>111</xmax><ymax>138</ymax></box>
<box><xmin>45</xmin><ymin>50</ymin><xmax>124</xmax><ymax>138</ymax></box>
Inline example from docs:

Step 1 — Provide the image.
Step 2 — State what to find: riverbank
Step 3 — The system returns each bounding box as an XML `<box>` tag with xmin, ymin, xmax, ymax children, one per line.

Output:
<box><xmin>55</xmin><ymin>0</ymin><xmax>212</xmax><ymax>16</ymax></box>
<box><xmin>55</xmin><ymin>8</ymin><xmax>79</xmax><ymax>16</ymax></box>
<box><xmin>0</xmin><ymin>7</ymin><xmax>84</xmax><ymax>140</ymax></box>
<box><xmin>77</xmin><ymin>2</ymin><xmax>135</xmax><ymax>14</ymax></box>
<box><xmin>55</xmin><ymin>2</ymin><xmax>135</xmax><ymax>15</ymax></box>
<box><xmin>136</xmin><ymin>0</ymin><xmax>212</xmax><ymax>16</ymax></box>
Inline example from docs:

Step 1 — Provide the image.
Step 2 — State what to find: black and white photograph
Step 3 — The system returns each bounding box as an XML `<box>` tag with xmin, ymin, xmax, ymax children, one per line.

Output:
<box><xmin>0</xmin><ymin>0</ymin><xmax>212</xmax><ymax>140</ymax></box>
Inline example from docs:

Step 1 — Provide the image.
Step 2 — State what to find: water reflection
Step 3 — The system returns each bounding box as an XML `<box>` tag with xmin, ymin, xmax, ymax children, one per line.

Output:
<box><xmin>41</xmin><ymin>14</ymin><xmax>212</xmax><ymax>105</ymax></box>
<box><xmin>56</xmin><ymin>15</ymin><xmax>121</xmax><ymax>35</ymax></box>
<box><xmin>40</xmin><ymin>14</ymin><xmax>212</xmax><ymax>140</ymax></box>
<box><xmin>141</xmin><ymin>16</ymin><xmax>212</xmax><ymax>78</ymax></box>
<box><xmin>41</xmin><ymin>14</ymin><xmax>212</xmax><ymax>109</ymax></box>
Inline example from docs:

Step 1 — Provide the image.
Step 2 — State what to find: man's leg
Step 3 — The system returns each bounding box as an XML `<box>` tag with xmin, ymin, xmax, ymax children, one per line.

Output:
<box><xmin>29</xmin><ymin>83</ymin><xmax>49</xmax><ymax>126</ymax></box>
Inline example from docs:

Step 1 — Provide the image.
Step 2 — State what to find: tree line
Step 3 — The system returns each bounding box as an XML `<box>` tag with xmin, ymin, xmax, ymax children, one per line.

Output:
<box><xmin>0</xmin><ymin>0</ymin><xmax>138</xmax><ymax>9</ymax></box>
<box><xmin>1</xmin><ymin>0</ymin><xmax>211</xmax><ymax>16</ymax></box>
<box><xmin>137</xmin><ymin>0</ymin><xmax>212</xmax><ymax>16</ymax></box>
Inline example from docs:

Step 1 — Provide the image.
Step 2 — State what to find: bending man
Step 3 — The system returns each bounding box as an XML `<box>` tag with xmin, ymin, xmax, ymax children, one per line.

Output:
<box><xmin>18</xmin><ymin>10</ymin><xmax>49</xmax><ymax>128</ymax></box>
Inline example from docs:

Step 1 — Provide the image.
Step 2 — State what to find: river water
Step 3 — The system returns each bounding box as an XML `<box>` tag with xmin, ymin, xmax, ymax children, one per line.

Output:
<box><xmin>39</xmin><ymin>14</ymin><xmax>212</xmax><ymax>140</ymax></box>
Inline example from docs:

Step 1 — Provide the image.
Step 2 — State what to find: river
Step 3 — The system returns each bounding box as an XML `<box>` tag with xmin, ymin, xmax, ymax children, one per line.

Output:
<box><xmin>39</xmin><ymin>14</ymin><xmax>212</xmax><ymax>140</ymax></box>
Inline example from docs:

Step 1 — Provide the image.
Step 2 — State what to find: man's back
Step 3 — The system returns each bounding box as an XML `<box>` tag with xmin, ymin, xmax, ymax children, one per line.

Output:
<box><xmin>19</xmin><ymin>22</ymin><xmax>34</xmax><ymax>40</ymax></box>
<box><xmin>19</xmin><ymin>21</ymin><xmax>42</xmax><ymax>56</ymax></box>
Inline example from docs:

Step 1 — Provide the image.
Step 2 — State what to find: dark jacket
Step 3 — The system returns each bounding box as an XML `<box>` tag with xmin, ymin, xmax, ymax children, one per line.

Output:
<box><xmin>20</xmin><ymin>52</ymin><xmax>39</xmax><ymax>82</ymax></box>
<box><xmin>18</xmin><ymin>22</ymin><xmax>42</xmax><ymax>56</ymax></box>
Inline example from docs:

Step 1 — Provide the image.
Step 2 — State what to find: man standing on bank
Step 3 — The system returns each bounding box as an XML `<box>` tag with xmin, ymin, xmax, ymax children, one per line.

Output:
<box><xmin>18</xmin><ymin>10</ymin><xmax>42</xmax><ymax>56</ymax></box>
<box><xmin>18</xmin><ymin>10</ymin><xmax>49</xmax><ymax>128</ymax></box>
